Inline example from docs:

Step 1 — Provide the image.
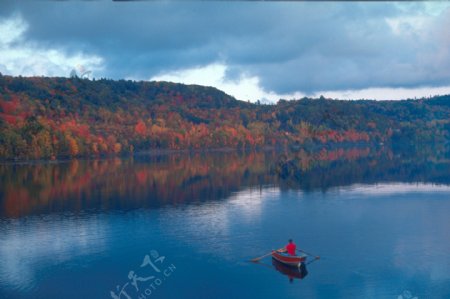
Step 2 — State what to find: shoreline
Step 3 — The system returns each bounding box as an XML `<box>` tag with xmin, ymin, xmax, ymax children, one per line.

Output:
<box><xmin>0</xmin><ymin>146</ymin><xmax>284</xmax><ymax>165</ymax></box>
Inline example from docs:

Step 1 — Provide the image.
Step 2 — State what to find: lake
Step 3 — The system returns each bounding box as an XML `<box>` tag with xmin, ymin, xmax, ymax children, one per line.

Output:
<box><xmin>1</xmin><ymin>148</ymin><xmax>449</xmax><ymax>299</ymax></box>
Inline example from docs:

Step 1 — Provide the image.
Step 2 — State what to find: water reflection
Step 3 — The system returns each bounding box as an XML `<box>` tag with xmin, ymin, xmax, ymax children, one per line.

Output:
<box><xmin>0</xmin><ymin>214</ymin><xmax>109</xmax><ymax>292</ymax></box>
<box><xmin>276</xmin><ymin>147</ymin><xmax>450</xmax><ymax>191</ymax></box>
<box><xmin>272</xmin><ymin>259</ymin><xmax>308</xmax><ymax>283</ymax></box>
<box><xmin>2</xmin><ymin>147</ymin><xmax>450</xmax><ymax>218</ymax></box>
<box><xmin>0</xmin><ymin>180</ymin><xmax>449</xmax><ymax>298</ymax></box>
<box><xmin>0</xmin><ymin>152</ymin><xmax>277</xmax><ymax>218</ymax></box>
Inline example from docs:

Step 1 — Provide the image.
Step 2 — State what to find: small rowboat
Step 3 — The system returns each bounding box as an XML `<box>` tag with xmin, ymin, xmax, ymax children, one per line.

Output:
<box><xmin>271</xmin><ymin>250</ymin><xmax>306</xmax><ymax>267</ymax></box>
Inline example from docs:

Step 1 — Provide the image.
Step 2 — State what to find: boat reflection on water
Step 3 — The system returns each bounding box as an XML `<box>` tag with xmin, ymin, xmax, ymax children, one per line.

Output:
<box><xmin>272</xmin><ymin>258</ymin><xmax>308</xmax><ymax>283</ymax></box>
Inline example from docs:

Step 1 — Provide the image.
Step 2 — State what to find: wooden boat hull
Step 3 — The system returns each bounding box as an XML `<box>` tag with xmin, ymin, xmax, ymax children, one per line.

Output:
<box><xmin>271</xmin><ymin>250</ymin><xmax>306</xmax><ymax>267</ymax></box>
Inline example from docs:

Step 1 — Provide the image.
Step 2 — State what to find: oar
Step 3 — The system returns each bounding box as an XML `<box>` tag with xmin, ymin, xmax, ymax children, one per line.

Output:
<box><xmin>306</xmin><ymin>257</ymin><xmax>320</xmax><ymax>265</ymax></box>
<box><xmin>251</xmin><ymin>248</ymin><xmax>282</xmax><ymax>262</ymax></box>
<box><xmin>297</xmin><ymin>249</ymin><xmax>320</xmax><ymax>260</ymax></box>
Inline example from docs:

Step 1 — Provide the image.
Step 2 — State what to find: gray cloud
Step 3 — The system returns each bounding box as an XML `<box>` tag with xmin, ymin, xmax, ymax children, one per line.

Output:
<box><xmin>1</xmin><ymin>1</ymin><xmax>450</xmax><ymax>94</ymax></box>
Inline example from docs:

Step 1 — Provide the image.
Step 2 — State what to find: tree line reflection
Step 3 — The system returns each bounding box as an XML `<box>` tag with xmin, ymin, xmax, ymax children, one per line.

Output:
<box><xmin>0</xmin><ymin>152</ymin><xmax>277</xmax><ymax>218</ymax></box>
<box><xmin>2</xmin><ymin>147</ymin><xmax>450</xmax><ymax>218</ymax></box>
<box><xmin>277</xmin><ymin>146</ymin><xmax>450</xmax><ymax>191</ymax></box>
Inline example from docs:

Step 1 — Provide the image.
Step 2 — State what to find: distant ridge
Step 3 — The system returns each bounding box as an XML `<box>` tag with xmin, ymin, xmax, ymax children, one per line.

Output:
<box><xmin>0</xmin><ymin>74</ymin><xmax>449</xmax><ymax>160</ymax></box>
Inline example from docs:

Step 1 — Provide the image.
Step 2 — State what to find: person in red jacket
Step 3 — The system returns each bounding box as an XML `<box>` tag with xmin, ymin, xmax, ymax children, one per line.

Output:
<box><xmin>285</xmin><ymin>239</ymin><xmax>297</xmax><ymax>255</ymax></box>
<box><xmin>277</xmin><ymin>239</ymin><xmax>297</xmax><ymax>255</ymax></box>
<box><xmin>277</xmin><ymin>239</ymin><xmax>297</xmax><ymax>256</ymax></box>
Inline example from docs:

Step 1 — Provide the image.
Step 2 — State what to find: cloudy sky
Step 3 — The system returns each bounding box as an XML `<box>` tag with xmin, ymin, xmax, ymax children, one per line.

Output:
<box><xmin>1</xmin><ymin>1</ymin><xmax>450</xmax><ymax>102</ymax></box>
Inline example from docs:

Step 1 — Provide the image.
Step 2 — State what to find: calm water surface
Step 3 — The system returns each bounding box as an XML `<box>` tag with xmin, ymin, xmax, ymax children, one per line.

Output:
<box><xmin>1</xmin><ymin>150</ymin><xmax>449</xmax><ymax>299</ymax></box>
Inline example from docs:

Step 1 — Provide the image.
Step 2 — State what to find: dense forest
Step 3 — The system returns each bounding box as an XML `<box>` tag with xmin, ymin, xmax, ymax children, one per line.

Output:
<box><xmin>1</xmin><ymin>74</ymin><xmax>450</xmax><ymax>160</ymax></box>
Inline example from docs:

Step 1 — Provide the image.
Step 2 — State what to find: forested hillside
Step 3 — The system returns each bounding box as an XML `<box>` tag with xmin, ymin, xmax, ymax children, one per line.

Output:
<box><xmin>1</xmin><ymin>74</ymin><xmax>449</xmax><ymax>160</ymax></box>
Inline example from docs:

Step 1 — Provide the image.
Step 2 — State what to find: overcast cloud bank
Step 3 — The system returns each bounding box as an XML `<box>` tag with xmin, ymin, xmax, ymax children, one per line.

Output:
<box><xmin>1</xmin><ymin>1</ymin><xmax>450</xmax><ymax>102</ymax></box>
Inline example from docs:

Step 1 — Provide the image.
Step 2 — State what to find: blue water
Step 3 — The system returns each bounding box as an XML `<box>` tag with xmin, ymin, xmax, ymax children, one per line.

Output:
<box><xmin>1</xmin><ymin>152</ymin><xmax>449</xmax><ymax>299</ymax></box>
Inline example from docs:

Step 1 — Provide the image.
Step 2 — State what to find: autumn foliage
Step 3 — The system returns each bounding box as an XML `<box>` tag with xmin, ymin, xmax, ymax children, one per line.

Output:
<box><xmin>1</xmin><ymin>74</ymin><xmax>450</xmax><ymax>160</ymax></box>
